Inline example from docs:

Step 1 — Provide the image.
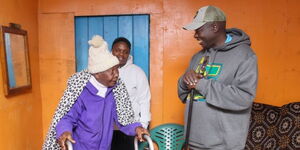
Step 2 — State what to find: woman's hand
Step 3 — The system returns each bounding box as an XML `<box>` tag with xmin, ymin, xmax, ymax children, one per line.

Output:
<box><xmin>135</xmin><ymin>126</ymin><xmax>150</xmax><ymax>142</ymax></box>
<box><xmin>57</xmin><ymin>131</ymin><xmax>76</xmax><ymax>150</ymax></box>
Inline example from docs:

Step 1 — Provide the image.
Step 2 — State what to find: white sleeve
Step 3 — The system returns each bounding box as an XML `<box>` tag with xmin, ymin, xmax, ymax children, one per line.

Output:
<box><xmin>136</xmin><ymin>68</ymin><xmax>151</xmax><ymax>128</ymax></box>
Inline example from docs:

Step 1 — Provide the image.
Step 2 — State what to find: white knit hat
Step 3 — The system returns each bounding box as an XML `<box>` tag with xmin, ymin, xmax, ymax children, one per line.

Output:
<box><xmin>87</xmin><ymin>35</ymin><xmax>119</xmax><ymax>73</ymax></box>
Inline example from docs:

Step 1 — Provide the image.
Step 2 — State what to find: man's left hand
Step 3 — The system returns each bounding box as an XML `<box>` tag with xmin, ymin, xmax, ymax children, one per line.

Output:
<box><xmin>135</xmin><ymin>126</ymin><xmax>150</xmax><ymax>142</ymax></box>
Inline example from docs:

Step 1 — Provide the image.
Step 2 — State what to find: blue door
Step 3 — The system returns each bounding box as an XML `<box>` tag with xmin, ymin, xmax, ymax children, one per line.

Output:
<box><xmin>75</xmin><ymin>15</ymin><xmax>150</xmax><ymax>78</ymax></box>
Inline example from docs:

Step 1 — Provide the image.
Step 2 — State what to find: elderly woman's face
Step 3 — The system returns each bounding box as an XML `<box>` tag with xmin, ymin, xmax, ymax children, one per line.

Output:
<box><xmin>93</xmin><ymin>65</ymin><xmax>119</xmax><ymax>87</ymax></box>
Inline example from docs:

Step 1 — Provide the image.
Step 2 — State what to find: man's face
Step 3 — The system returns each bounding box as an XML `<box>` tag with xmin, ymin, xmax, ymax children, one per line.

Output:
<box><xmin>93</xmin><ymin>65</ymin><xmax>119</xmax><ymax>87</ymax></box>
<box><xmin>112</xmin><ymin>42</ymin><xmax>130</xmax><ymax>67</ymax></box>
<box><xmin>194</xmin><ymin>22</ymin><xmax>216</xmax><ymax>49</ymax></box>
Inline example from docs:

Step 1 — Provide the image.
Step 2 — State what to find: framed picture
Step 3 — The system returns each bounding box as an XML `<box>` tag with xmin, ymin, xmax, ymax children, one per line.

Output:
<box><xmin>0</xmin><ymin>23</ymin><xmax>31</xmax><ymax>96</ymax></box>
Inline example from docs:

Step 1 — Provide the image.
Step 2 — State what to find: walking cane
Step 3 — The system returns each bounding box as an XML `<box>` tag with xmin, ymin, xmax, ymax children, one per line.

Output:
<box><xmin>183</xmin><ymin>88</ymin><xmax>195</xmax><ymax>150</ymax></box>
<box><xmin>183</xmin><ymin>56</ymin><xmax>209</xmax><ymax>150</ymax></box>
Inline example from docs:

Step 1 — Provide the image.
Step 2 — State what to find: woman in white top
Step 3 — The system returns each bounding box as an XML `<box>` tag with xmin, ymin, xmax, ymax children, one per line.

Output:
<box><xmin>110</xmin><ymin>37</ymin><xmax>151</xmax><ymax>150</ymax></box>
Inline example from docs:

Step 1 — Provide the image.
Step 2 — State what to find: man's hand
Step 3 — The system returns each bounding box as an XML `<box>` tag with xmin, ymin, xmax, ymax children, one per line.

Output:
<box><xmin>135</xmin><ymin>126</ymin><xmax>150</xmax><ymax>142</ymax></box>
<box><xmin>183</xmin><ymin>70</ymin><xmax>202</xmax><ymax>89</ymax></box>
<box><xmin>57</xmin><ymin>131</ymin><xmax>76</xmax><ymax>150</ymax></box>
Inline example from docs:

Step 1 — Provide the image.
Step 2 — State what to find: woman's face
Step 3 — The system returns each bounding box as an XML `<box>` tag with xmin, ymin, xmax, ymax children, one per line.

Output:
<box><xmin>112</xmin><ymin>41</ymin><xmax>130</xmax><ymax>67</ymax></box>
<box><xmin>93</xmin><ymin>65</ymin><xmax>119</xmax><ymax>87</ymax></box>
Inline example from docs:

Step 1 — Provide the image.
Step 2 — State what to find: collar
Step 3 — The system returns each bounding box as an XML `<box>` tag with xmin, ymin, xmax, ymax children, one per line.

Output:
<box><xmin>120</xmin><ymin>55</ymin><xmax>133</xmax><ymax>70</ymax></box>
<box><xmin>88</xmin><ymin>76</ymin><xmax>108</xmax><ymax>97</ymax></box>
<box><xmin>225</xmin><ymin>34</ymin><xmax>232</xmax><ymax>43</ymax></box>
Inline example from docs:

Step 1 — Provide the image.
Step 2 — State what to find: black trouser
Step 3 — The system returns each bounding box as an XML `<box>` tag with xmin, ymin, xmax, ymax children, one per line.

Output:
<box><xmin>111</xmin><ymin>130</ymin><xmax>135</xmax><ymax>150</ymax></box>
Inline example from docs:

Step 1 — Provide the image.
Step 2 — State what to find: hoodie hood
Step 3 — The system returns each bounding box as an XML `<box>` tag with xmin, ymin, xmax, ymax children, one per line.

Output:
<box><xmin>215</xmin><ymin>28</ymin><xmax>251</xmax><ymax>51</ymax></box>
<box><xmin>120</xmin><ymin>55</ymin><xmax>133</xmax><ymax>69</ymax></box>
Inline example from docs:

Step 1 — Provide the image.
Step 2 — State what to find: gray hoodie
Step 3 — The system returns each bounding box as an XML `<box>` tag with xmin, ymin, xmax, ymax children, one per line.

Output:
<box><xmin>178</xmin><ymin>28</ymin><xmax>258</xmax><ymax>150</ymax></box>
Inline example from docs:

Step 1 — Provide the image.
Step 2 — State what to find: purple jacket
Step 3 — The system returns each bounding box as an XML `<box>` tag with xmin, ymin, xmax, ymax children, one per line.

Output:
<box><xmin>56</xmin><ymin>81</ymin><xmax>141</xmax><ymax>150</ymax></box>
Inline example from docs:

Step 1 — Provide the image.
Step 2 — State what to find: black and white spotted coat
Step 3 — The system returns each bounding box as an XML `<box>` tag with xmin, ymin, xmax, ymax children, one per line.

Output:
<box><xmin>42</xmin><ymin>70</ymin><xmax>135</xmax><ymax>150</ymax></box>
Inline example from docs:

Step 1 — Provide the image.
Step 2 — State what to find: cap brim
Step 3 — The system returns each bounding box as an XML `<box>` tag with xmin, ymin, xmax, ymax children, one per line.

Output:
<box><xmin>183</xmin><ymin>21</ymin><xmax>206</xmax><ymax>30</ymax></box>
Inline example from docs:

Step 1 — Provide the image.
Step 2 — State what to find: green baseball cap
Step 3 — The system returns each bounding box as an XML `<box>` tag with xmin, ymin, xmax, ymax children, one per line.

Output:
<box><xmin>183</xmin><ymin>5</ymin><xmax>226</xmax><ymax>30</ymax></box>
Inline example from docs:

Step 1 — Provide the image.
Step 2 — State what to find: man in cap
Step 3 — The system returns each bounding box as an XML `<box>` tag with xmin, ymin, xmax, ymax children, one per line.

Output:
<box><xmin>43</xmin><ymin>35</ymin><xmax>149</xmax><ymax>150</ymax></box>
<box><xmin>178</xmin><ymin>5</ymin><xmax>258</xmax><ymax>149</ymax></box>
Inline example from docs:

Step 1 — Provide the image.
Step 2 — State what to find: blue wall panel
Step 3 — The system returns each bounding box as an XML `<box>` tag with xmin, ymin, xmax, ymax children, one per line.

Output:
<box><xmin>133</xmin><ymin>15</ymin><xmax>149</xmax><ymax>77</ymax></box>
<box><xmin>104</xmin><ymin>16</ymin><xmax>118</xmax><ymax>51</ymax></box>
<box><xmin>75</xmin><ymin>15</ymin><xmax>149</xmax><ymax>78</ymax></box>
<box><xmin>118</xmin><ymin>16</ymin><xmax>133</xmax><ymax>55</ymax></box>
<box><xmin>88</xmin><ymin>17</ymin><xmax>104</xmax><ymax>40</ymax></box>
<box><xmin>75</xmin><ymin>17</ymin><xmax>89</xmax><ymax>72</ymax></box>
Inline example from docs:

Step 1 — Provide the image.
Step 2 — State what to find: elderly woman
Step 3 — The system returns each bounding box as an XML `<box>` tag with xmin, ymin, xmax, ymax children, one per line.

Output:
<box><xmin>43</xmin><ymin>35</ymin><xmax>148</xmax><ymax>150</ymax></box>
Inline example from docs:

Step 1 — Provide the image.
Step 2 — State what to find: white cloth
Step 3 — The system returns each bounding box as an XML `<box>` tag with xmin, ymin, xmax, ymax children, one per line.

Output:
<box><xmin>119</xmin><ymin>55</ymin><xmax>151</xmax><ymax>128</ymax></box>
<box><xmin>89</xmin><ymin>76</ymin><xmax>107</xmax><ymax>97</ymax></box>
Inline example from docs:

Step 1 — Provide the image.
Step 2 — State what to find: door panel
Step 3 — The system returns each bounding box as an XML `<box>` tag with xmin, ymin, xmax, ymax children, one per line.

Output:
<box><xmin>75</xmin><ymin>17</ymin><xmax>89</xmax><ymax>72</ymax></box>
<box><xmin>75</xmin><ymin>15</ymin><xmax>149</xmax><ymax>78</ymax></box>
<box><xmin>133</xmin><ymin>15</ymin><xmax>149</xmax><ymax>77</ymax></box>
